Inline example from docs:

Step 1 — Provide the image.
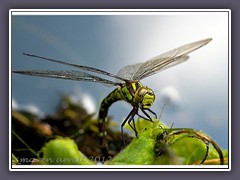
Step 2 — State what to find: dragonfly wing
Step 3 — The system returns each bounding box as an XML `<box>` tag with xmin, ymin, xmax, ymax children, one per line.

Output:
<box><xmin>22</xmin><ymin>53</ymin><xmax>127</xmax><ymax>82</ymax></box>
<box><xmin>127</xmin><ymin>38</ymin><xmax>212</xmax><ymax>80</ymax></box>
<box><xmin>13</xmin><ymin>70</ymin><xmax>118</xmax><ymax>86</ymax></box>
<box><xmin>132</xmin><ymin>55</ymin><xmax>190</xmax><ymax>80</ymax></box>
<box><xmin>116</xmin><ymin>63</ymin><xmax>142</xmax><ymax>82</ymax></box>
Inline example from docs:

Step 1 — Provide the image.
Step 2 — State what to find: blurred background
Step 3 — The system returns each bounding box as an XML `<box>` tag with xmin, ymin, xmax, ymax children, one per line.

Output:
<box><xmin>11</xmin><ymin>11</ymin><xmax>229</xmax><ymax>149</ymax></box>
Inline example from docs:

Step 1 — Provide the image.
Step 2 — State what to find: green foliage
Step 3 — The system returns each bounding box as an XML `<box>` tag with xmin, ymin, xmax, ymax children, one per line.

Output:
<box><xmin>107</xmin><ymin>131</ymin><xmax>156</xmax><ymax>165</ymax></box>
<box><xmin>39</xmin><ymin>138</ymin><xmax>95</xmax><ymax>165</ymax></box>
<box><xmin>108</xmin><ymin>119</ymin><xmax>227</xmax><ymax>165</ymax></box>
<box><xmin>27</xmin><ymin>119</ymin><xmax>226</xmax><ymax>165</ymax></box>
<box><xmin>12</xmin><ymin>95</ymin><xmax>228</xmax><ymax>165</ymax></box>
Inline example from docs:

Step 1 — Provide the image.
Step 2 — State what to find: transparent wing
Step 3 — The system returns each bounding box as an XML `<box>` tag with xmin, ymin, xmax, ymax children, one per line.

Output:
<box><xmin>116</xmin><ymin>56</ymin><xmax>189</xmax><ymax>82</ymax></box>
<box><xmin>13</xmin><ymin>70</ymin><xmax>118</xmax><ymax>86</ymax></box>
<box><xmin>116</xmin><ymin>63</ymin><xmax>142</xmax><ymax>83</ymax></box>
<box><xmin>117</xmin><ymin>38</ymin><xmax>212</xmax><ymax>81</ymax></box>
<box><xmin>22</xmin><ymin>53</ymin><xmax>127</xmax><ymax>82</ymax></box>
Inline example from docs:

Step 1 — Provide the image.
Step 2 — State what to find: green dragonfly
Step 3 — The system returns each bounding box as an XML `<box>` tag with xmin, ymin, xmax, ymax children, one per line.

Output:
<box><xmin>13</xmin><ymin>38</ymin><xmax>212</xmax><ymax>148</ymax></box>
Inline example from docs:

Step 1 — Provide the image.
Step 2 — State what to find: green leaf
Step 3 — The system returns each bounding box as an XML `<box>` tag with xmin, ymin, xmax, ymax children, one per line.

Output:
<box><xmin>170</xmin><ymin>135</ymin><xmax>208</xmax><ymax>164</ymax></box>
<box><xmin>39</xmin><ymin>137</ymin><xmax>95</xmax><ymax>165</ymax></box>
<box><xmin>106</xmin><ymin>119</ymin><xmax>165</xmax><ymax>165</ymax></box>
<box><xmin>106</xmin><ymin>119</ymin><xmax>227</xmax><ymax>165</ymax></box>
<box><xmin>106</xmin><ymin>132</ymin><xmax>155</xmax><ymax>165</ymax></box>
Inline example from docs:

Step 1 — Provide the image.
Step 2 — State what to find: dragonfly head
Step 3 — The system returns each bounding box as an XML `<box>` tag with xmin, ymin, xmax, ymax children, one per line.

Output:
<box><xmin>134</xmin><ymin>86</ymin><xmax>155</xmax><ymax>109</ymax></box>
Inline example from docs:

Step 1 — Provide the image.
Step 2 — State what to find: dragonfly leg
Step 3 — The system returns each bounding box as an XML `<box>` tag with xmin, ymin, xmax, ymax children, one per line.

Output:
<box><xmin>146</xmin><ymin>108</ymin><xmax>157</xmax><ymax>119</ymax></box>
<box><xmin>121</xmin><ymin>107</ymin><xmax>137</xmax><ymax>146</ymax></box>
<box><xmin>140</xmin><ymin>109</ymin><xmax>154</xmax><ymax>122</ymax></box>
<box><xmin>128</xmin><ymin>115</ymin><xmax>138</xmax><ymax>138</ymax></box>
<box><xmin>136</xmin><ymin>112</ymin><xmax>150</xmax><ymax>121</ymax></box>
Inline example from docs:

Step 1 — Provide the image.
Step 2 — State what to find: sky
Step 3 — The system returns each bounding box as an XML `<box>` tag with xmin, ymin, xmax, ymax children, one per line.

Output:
<box><xmin>11</xmin><ymin>11</ymin><xmax>229</xmax><ymax>149</ymax></box>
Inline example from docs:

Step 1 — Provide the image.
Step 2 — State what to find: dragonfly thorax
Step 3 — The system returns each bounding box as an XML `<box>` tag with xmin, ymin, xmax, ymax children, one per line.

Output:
<box><xmin>133</xmin><ymin>86</ymin><xmax>155</xmax><ymax>109</ymax></box>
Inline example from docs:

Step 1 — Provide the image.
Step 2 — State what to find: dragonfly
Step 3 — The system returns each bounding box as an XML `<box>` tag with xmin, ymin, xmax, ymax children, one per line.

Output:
<box><xmin>13</xmin><ymin>38</ymin><xmax>212</xmax><ymax>150</ymax></box>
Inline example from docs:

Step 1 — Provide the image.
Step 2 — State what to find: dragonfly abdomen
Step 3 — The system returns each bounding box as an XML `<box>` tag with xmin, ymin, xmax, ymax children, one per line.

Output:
<box><xmin>98</xmin><ymin>88</ymin><xmax>123</xmax><ymax>136</ymax></box>
<box><xmin>98</xmin><ymin>82</ymin><xmax>139</xmax><ymax>135</ymax></box>
<box><xmin>98</xmin><ymin>81</ymin><xmax>143</xmax><ymax>124</ymax></box>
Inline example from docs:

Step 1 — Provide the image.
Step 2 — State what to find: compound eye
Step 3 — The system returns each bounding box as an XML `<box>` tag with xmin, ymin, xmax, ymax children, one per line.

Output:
<box><xmin>138</xmin><ymin>88</ymin><xmax>147</xmax><ymax>97</ymax></box>
<box><xmin>148</xmin><ymin>90</ymin><xmax>154</xmax><ymax>96</ymax></box>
